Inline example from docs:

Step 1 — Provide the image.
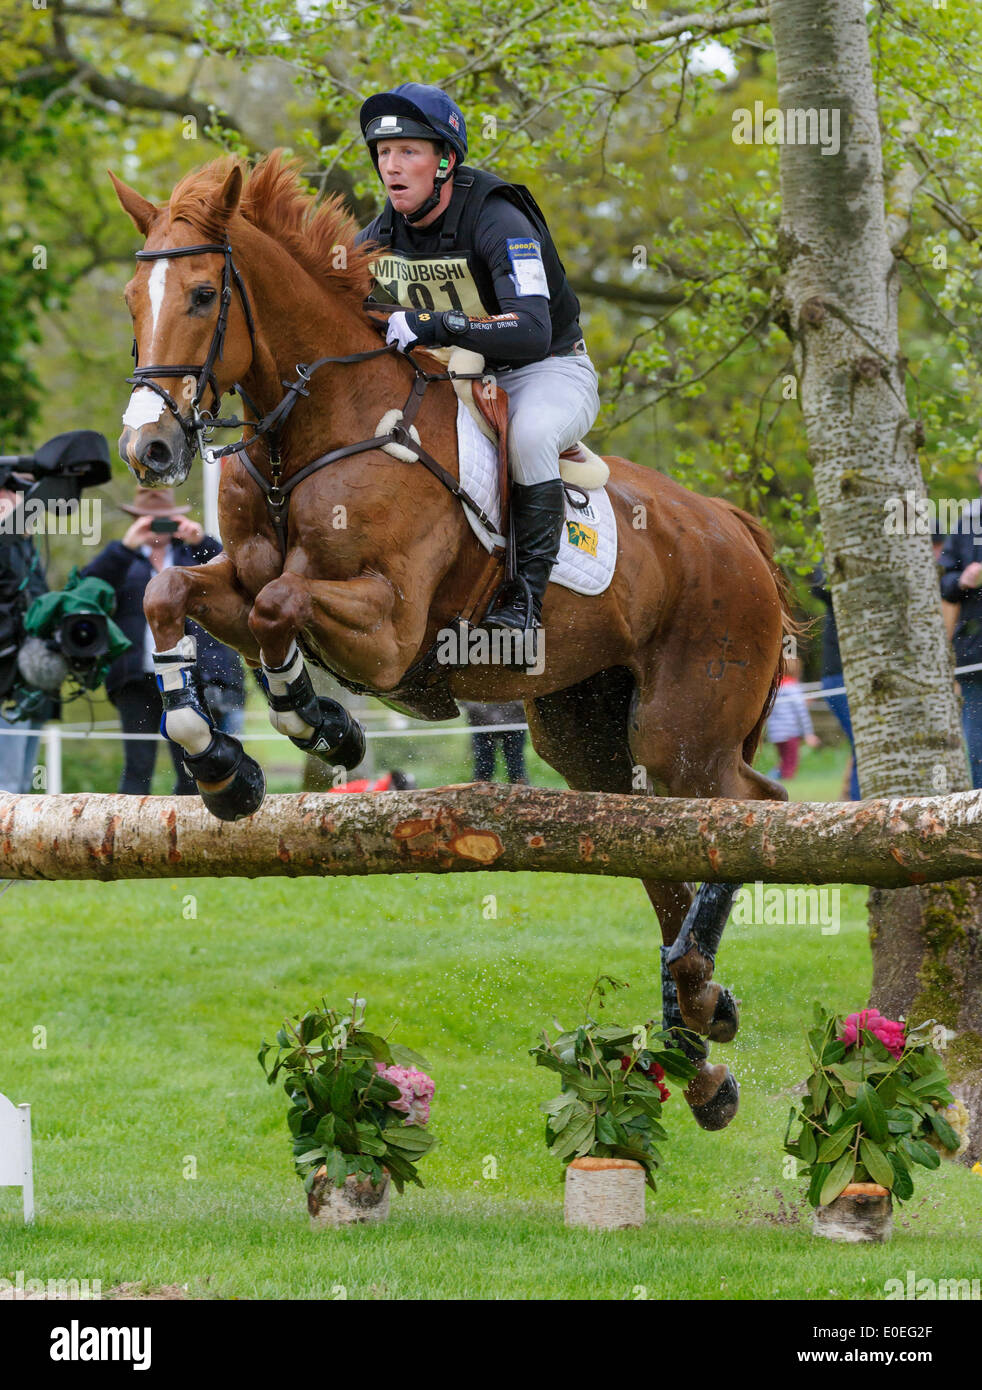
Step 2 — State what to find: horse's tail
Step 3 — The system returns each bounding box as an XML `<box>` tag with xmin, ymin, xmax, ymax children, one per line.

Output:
<box><xmin>714</xmin><ymin>500</ymin><xmax>801</xmax><ymax>765</ymax></box>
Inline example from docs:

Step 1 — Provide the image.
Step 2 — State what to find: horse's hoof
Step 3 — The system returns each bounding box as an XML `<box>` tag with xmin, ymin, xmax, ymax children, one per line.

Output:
<box><xmin>689</xmin><ymin>1070</ymin><xmax>740</xmax><ymax>1131</ymax></box>
<box><xmin>331</xmin><ymin>710</ymin><xmax>366</xmax><ymax>770</ymax></box>
<box><xmin>706</xmin><ymin>986</ymin><xmax>740</xmax><ymax>1044</ymax></box>
<box><xmin>292</xmin><ymin>700</ymin><xmax>365</xmax><ymax>771</ymax></box>
<box><xmin>198</xmin><ymin>753</ymin><xmax>266</xmax><ymax>822</ymax></box>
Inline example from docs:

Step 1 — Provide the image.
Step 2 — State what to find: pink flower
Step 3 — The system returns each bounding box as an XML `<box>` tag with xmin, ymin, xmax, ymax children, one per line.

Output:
<box><xmin>839</xmin><ymin>1009</ymin><xmax>905</xmax><ymax>1059</ymax></box>
<box><xmin>375</xmin><ymin>1063</ymin><xmax>435</xmax><ymax>1125</ymax></box>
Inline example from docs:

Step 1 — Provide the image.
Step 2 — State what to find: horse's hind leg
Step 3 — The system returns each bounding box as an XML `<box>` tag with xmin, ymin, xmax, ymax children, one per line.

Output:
<box><xmin>664</xmin><ymin>760</ymin><xmax>787</xmax><ymax>1044</ymax></box>
<box><xmin>628</xmin><ymin>674</ymin><xmax>788</xmax><ymax>1129</ymax></box>
<box><xmin>524</xmin><ymin>667</ymin><xmax>739</xmax><ymax>1131</ymax></box>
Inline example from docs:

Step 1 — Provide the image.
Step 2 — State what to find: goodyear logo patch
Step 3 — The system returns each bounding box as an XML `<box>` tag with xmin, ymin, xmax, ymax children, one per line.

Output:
<box><xmin>565</xmin><ymin>519</ymin><xmax>598</xmax><ymax>556</ymax></box>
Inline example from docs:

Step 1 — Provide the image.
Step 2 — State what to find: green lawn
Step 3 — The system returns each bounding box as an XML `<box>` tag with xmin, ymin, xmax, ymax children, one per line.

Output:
<box><xmin>1</xmin><ymin>740</ymin><xmax>977</xmax><ymax>1301</ymax></box>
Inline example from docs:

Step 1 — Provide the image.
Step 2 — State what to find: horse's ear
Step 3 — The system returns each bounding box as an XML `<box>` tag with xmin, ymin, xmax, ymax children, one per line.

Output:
<box><xmin>107</xmin><ymin>170</ymin><xmax>160</xmax><ymax>236</ymax></box>
<box><xmin>217</xmin><ymin>164</ymin><xmax>244</xmax><ymax>221</ymax></box>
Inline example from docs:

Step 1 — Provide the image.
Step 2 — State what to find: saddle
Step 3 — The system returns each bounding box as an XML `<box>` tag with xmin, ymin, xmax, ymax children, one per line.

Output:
<box><xmin>426</xmin><ymin>346</ymin><xmax>609</xmax><ymax>496</ymax></box>
<box><xmin>353</xmin><ymin>345</ymin><xmax>610</xmax><ymax>718</ymax></box>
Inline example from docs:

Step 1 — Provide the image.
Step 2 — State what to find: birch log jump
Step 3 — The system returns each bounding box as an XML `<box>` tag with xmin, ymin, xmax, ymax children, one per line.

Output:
<box><xmin>1</xmin><ymin>784</ymin><xmax>981</xmax><ymax>885</ymax></box>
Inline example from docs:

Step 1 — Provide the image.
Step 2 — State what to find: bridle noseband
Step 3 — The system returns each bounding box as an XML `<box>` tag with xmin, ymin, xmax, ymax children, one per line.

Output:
<box><xmin>126</xmin><ymin>239</ymin><xmax>257</xmax><ymax>457</ymax></box>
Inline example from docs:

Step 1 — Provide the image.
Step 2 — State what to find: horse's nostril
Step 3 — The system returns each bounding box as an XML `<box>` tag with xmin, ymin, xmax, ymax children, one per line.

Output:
<box><xmin>146</xmin><ymin>439</ymin><xmax>173</xmax><ymax>465</ymax></box>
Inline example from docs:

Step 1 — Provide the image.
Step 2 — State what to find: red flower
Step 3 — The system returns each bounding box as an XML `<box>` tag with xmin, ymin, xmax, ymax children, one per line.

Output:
<box><xmin>839</xmin><ymin>1008</ymin><xmax>905</xmax><ymax>1060</ymax></box>
<box><xmin>620</xmin><ymin>1054</ymin><xmax>671</xmax><ymax>1100</ymax></box>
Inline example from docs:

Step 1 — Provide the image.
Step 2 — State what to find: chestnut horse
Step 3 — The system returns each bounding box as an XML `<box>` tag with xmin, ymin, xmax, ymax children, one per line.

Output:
<box><xmin>111</xmin><ymin>152</ymin><xmax>792</xmax><ymax>1132</ymax></box>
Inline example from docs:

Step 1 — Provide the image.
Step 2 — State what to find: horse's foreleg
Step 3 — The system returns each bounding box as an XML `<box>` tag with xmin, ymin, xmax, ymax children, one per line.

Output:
<box><xmin>143</xmin><ymin>557</ymin><xmax>266</xmax><ymax>821</ymax></box>
<box><xmin>246</xmin><ymin>572</ymin><xmax>389</xmax><ymax>772</ymax></box>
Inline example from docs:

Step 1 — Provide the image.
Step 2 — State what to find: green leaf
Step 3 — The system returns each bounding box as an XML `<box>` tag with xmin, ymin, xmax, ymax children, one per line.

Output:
<box><xmin>927</xmin><ymin>1110</ymin><xmax>960</xmax><ymax>1151</ymax></box>
<box><xmin>819</xmin><ymin>1150</ymin><xmax>857</xmax><ymax>1207</ymax></box>
<box><xmin>807</xmin><ymin>1162</ymin><xmax>830</xmax><ymax>1207</ymax></box>
<box><xmin>347</xmin><ymin>1030</ymin><xmax>391</xmax><ymax>1062</ymax></box>
<box><xmin>595</xmin><ymin>1115</ymin><xmax>619</xmax><ymax>1146</ymax></box>
<box><xmin>808</xmin><ymin>1072</ymin><xmax>830</xmax><ymax>1109</ymax></box>
<box><xmin>294</xmin><ymin>1147</ymin><xmax>327</xmax><ymax>1165</ymax></box>
<box><xmin>818</xmin><ymin>1125</ymin><xmax>856</xmax><ymax>1164</ymax></box>
<box><xmin>855</xmin><ymin>1082</ymin><xmax>889</xmax><ymax>1144</ymax></box>
<box><xmin>650</xmin><ymin>1049</ymin><xmax>697</xmax><ymax>1081</ymax></box>
<box><xmin>389</xmin><ymin>1043</ymin><xmax>430</xmax><ymax>1070</ymax></box>
<box><xmin>905</xmin><ymin>1138</ymin><xmax>941</xmax><ymax>1170</ymax></box>
<box><xmin>889</xmin><ymin>1152</ymin><xmax>914</xmax><ymax>1201</ymax></box>
<box><xmin>550</xmin><ymin>1113</ymin><xmax>594</xmax><ymax>1161</ymax></box>
<box><xmin>383</xmin><ymin>1124</ymin><xmax>435</xmax><ymax>1155</ymax></box>
<box><xmin>325</xmin><ymin>1147</ymin><xmax>347</xmax><ymax>1187</ymax></box>
<box><xmin>799</xmin><ymin>1125</ymin><xmax>818</xmax><ymax>1164</ymax></box>
<box><xmin>314</xmin><ymin>1114</ymin><xmax>336</xmax><ymax>1147</ymax></box>
<box><xmin>859</xmin><ymin>1138</ymin><xmax>894</xmax><ymax>1189</ymax></box>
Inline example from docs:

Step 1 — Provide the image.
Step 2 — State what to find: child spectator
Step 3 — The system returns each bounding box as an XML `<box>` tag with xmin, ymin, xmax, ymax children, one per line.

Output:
<box><xmin>767</xmin><ymin>658</ymin><xmax>820</xmax><ymax>781</ymax></box>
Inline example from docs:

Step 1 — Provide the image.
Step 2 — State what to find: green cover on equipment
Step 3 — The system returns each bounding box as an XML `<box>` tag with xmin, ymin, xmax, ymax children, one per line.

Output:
<box><xmin>24</xmin><ymin>567</ymin><xmax>131</xmax><ymax>677</ymax></box>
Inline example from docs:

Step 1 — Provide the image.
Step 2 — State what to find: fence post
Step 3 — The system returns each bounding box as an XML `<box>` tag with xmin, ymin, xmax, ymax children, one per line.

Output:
<box><xmin>43</xmin><ymin>724</ymin><xmax>62</xmax><ymax>795</ymax></box>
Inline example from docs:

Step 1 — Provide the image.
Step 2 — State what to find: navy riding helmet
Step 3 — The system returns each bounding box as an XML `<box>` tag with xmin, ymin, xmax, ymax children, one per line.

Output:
<box><xmin>359</xmin><ymin>83</ymin><xmax>468</xmax><ymax>223</ymax></box>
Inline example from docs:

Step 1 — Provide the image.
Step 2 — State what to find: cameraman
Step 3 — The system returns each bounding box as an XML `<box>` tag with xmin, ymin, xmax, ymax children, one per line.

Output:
<box><xmin>0</xmin><ymin>485</ymin><xmax>57</xmax><ymax>792</ymax></box>
<box><xmin>81</xmin><ymin>487</ymin><xmax>244</xmax><ymax>795</ymax></box>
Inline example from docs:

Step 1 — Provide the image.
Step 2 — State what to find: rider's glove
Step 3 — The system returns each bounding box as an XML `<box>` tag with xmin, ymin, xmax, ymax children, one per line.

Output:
<box><xmin>385</xmin><ymin>311</ymin><xmax>421</xmax><ymax>353</ymax></box>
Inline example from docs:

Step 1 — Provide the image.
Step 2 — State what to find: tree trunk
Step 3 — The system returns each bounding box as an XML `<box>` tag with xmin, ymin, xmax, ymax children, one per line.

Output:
<box><xmin>2</xmin><ymin>785</ymin><xmax>981</xmax><ymax>884</ymax></box>
<box><xmin>771</xmin><ymin>0</ymin><xmax>982</xmax><ymax>1159</ymax></box>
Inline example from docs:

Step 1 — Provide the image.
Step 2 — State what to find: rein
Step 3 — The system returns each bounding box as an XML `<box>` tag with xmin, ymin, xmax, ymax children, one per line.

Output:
<box><xmin>126</xmin><ymin>234</ymin><xmax>503</xmax><ymax>556</ymax></box>
<box><xmin>210</xmin><ymin>327</ymin><xmax>505</xmax><ymax>559</ymax></box>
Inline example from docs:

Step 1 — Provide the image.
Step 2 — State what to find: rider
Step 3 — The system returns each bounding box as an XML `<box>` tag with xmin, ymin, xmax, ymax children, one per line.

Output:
<box><xmin>356</xmin><ymin>83</ymin><xmax>601</xmax><ymax>668</ymax></box>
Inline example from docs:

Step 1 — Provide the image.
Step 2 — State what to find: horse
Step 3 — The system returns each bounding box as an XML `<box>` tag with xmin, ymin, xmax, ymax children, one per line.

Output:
<box><xmin>110</xmin><ymin>151</ymin><xmax>793</xmax><ymax>1133</ymax></box>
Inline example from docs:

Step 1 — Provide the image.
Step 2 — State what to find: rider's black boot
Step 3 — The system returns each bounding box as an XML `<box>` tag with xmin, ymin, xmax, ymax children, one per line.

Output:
<box><xmin>483</xmin><ymin>479</ymin><xmax>566</xmax><ymax>670</ymax></box>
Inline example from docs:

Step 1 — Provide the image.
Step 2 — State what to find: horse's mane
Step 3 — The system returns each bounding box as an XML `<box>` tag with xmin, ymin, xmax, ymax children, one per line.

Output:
<box><xmin>167</xmin><ymin>150</ymin><xmax>377</xmax><ymax>305</ymax></box>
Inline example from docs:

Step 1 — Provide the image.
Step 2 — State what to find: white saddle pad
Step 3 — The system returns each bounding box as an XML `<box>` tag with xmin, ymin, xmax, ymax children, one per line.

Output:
<box><xmin>455</xmin><ymin>399</ymin><xmax>617</xmax><ymax>596</ymax></box>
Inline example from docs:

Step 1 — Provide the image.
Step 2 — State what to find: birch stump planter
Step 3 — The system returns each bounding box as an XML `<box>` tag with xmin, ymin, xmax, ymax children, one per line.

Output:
<box><xmin>813</xmin><ymin>1183</ymin><xmax>893</xmax><ymax>1243</ymax></box>
<box><xmin>307</xmin><ymin>1168</ymin><xmax>391</xmax><ymax>1229</ymax></box>
<box><xmin>564</xmin><ymin>1157</ymin><xmax>646</xmax><ymax>1230</ymax></box>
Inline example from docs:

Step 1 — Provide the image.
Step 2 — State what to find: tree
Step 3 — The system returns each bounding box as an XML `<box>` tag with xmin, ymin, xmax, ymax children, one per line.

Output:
<box><xmin>770</xmin><ymin>0</ymin><xmax>981</xmax><ymax>1159</ymax></box>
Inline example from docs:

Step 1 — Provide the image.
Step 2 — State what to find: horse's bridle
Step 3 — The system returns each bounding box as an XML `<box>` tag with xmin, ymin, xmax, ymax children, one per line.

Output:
<box><xmin>126</xmin><ymin>238</ymin><xmax>257</xmax><ymax>458</ymax></box>
<box><xmin>123</xmin><ymin>234</ymin><xmax>581</xmax><ymax>560</ymax></box>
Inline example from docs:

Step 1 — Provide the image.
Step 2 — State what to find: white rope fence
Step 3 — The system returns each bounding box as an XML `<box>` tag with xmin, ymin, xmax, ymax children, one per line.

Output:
<box><xmin>3</xmin><ymin>666</ymin><xmax>981</xmax><ymax>796</ymax></box>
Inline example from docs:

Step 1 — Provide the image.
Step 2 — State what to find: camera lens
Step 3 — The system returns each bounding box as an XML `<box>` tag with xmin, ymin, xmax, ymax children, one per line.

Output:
<box><xmin>69</xmin><ymin>618</ymin><xmax>98</xmax><ymax>649</ymax></box>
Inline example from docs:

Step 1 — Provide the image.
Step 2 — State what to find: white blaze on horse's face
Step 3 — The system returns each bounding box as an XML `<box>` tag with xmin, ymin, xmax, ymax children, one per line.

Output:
<box><xmin>121</xmin><ymin>258</ymin><xmax>169</xmax><ymax>432</ymax></box>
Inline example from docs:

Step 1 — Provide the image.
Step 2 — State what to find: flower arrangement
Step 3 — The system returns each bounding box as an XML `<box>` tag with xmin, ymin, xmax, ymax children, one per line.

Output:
<box><xmin>530</xmin><ymin>976</ymin><xmax>697</xmax><ymax>1191</ymax></box>
<box><xmin>784</xmin><ymin>1003</ymin><xmax>966</xmax><ymax>1207</ymax></box>
<box><xmin>258</xmin><ymin>995</ymin><xmax>436</xmax><ymax>1195</ymax></box>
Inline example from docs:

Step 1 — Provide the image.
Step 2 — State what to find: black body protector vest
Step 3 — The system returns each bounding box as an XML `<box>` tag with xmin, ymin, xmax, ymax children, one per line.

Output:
<box><xmin>364</xmin><ymin>166</ymin><xmax>582</xmax><ymax>355</ymax></box>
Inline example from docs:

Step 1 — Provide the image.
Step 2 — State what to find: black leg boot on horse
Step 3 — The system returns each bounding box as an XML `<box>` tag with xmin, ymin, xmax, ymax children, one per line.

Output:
<box><xmin>154</xmin><ymin>636</ymin><xmax>266</xmax><ymax>822</ymax></box>
<box><xmin>258</xmin><ymin>642</ymin><xmax>366</xmax><ymax>769</ymax></box>
<box><xmin>661</xmin><ymin>880</ymin><xmax>743</xmax><ymax>1129</ymax></box>
<box><xmin>482</xmin><ymin>478</ymin><xmax>566</xmax><ymax>671</ymax></box>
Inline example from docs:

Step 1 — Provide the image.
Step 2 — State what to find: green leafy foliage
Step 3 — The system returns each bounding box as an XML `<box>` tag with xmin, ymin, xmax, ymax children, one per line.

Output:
<box><xmin>530</xmin><ymin>977</ymin><xmax>697</xmax><ymax>1193</ymax></box>
<box><xmin>258</xmin><ymin>995</ymin><xmax>436</xmax><ymax>1195</ymax></box>
<box><xmin>784</xmin><ymin>1004</ymin><xmax>960</xmax><ymax>1207</ymax></box>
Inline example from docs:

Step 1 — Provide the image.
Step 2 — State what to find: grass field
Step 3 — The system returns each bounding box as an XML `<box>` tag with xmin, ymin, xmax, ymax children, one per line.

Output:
<box><xmin>1</xmin><ymin>738</ymin><xmax>979</xmax><ymax>1302</ymax></box>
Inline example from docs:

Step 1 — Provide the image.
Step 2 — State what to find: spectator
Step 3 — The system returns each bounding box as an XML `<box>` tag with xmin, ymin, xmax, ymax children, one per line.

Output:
<box><xmin>766</xmin><ymin>657</ymin><xmax>820</xmax><ymax>782</ymax></box>
<box><xmin>81</xmin><ymin>487</ymin><xmax>245</xmax><ymax>795</ymax></box>
<box><xmin>0</xmin><ymin>485</ymin><xmax>59</xmax><ymax>792</ymax></box>
<box><xmin>461</xmin><ymin>700</ymin><xmax>528</xmax><ymax>784</ymax></box>
<box><xmin>939</xmin><ymin>485</ymin><xmax>982</xmax><ymax>787</ymax></box>
<box><xmin>810</xmin><ymin>562</ymin><xmax>860</xmax><ymax>800</ymax></box>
